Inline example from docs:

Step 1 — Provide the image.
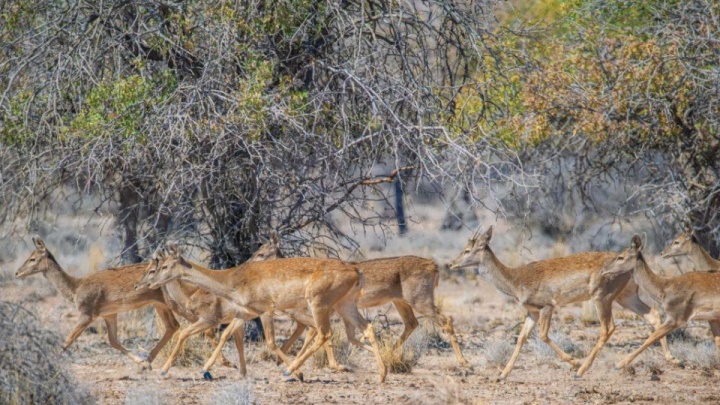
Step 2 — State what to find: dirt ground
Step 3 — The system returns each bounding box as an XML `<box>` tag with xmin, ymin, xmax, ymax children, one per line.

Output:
<box><xmin>4</xmin><ymin>269</ymin><xmax>720</xmax><ymax>405</ymax></box>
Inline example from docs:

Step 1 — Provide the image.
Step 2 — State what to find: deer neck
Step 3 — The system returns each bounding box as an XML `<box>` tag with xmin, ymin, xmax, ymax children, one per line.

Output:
<box><xmin>179</xmin><ymin>261</ymin><xmax>239</xmax><ymax>303</ymax></box>
<box><xmin>481</xmin><ymin>248</ymin><xmax>520</xmax><ymax>298</ymax></box>
<box><xmin>43</xmin><ymin>259</ymin><xmax>79</xmax><ymax>303</ymax></box>
<box><xmin>162</xmin><ymin>280</ymin><xmax>192</xmax><ymax>309</ymax></box>
<box><xmin>632</xmin><ymin>252</ymin><xmax>666</xmax><ymax>301</ymax></box>
<box><xmin>691</xmin><ymin>243</ymin><xmax>720</xmax><ymax>270</ymax></box>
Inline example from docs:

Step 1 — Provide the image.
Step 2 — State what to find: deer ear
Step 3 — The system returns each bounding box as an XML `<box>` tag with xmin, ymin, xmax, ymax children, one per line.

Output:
<box><xmin>32</xmin><ymin>236</ymin><xmax>46</xmax><ymax>251</ymax></box>
<box><xmin>631</xmin><ymin>234</ymin><xmax>643</xmax><ymax>251</ymax></box>
<box><xmin>485</xmin><ymin>225</ymin><xmax>494</xmax><ymax>241</ymax></box>
<box><xmin>165</xmin><ymin>243</ymin><xmax>179</xmax><ymax>258</ymax></box>
<box><xmin>269</xmin><ymin>231</ymin><xmax>279</xmax><ymax>245</ymax></box>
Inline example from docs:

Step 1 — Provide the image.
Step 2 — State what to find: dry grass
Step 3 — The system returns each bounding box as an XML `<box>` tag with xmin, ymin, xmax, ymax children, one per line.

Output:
<box><xmin>206</xmin><ymin>381</ymin><xmax>255</xmax><ymax>405</ymax></box>
<box><xmin>636</xmin><ymin>357</ymin><xmax>665</xmax><ymax>377</ymax></box>
<box><xmin>481</xmin><ymin>336</ymin><xmax>514</xmax><ymax>368</ymax></box>
<box><xmin>430</xmin><ymin>376</ymin><xmax>479</xmax><ymax>405</ymax></box>
<box><xmin>124</xmin><ymin>387</ymin><xmax>167</xmax><ymax>405</ymax></box>
<box><xmin>671</xmin><ymin>338</ymin><xmax>720</xmax><ymax>371</ymax></box>
<box><xmin>0</xmin><ymin>301</ymin><xmax>93</xmax><ymax>405</ymax></box>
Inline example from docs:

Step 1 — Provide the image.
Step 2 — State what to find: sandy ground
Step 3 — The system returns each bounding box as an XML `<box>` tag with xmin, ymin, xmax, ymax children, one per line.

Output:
<box><xmin>3</xmin><ymin>270</ymin><xmax>720</xmax><ymax>405</ymax></box>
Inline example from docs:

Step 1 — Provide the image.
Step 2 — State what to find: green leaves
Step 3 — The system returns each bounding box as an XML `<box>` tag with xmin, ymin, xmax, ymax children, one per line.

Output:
<box><xmin>67</xmin><ymin>72</ymin><xmax>177</xmax><ymax>142</ymax></box>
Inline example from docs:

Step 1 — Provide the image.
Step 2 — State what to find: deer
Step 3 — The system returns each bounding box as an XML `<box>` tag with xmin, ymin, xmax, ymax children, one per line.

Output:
<box><xmin>143</xmin><ymin>244</ymin><xmax>388</xmax><ymax>383</ymax></box>
<box><xmin>135</xmin><ymin>235</ymin><xmax>348</xmax><ymax>379</ymax></box>
<box><xmin>449</xmin><ymin>226</ymin><xmax>676</xmax><ymax>380</ymax></box>
<box><xmin>603</xmin><ymin>235</ymin><xmax>720</xmax><ymax>368</ymax></box>
<box><xmin>14</xmin><ymin>236</ymin><xmax>180</xmax><ymax>368</ymax></box>
<box><xmin>661</xmin><ymin>231</ymin><xmax>720</xmax><ymax>271</ymax></box>
<box><xmin>277</xmin><ymin>256</ymin><xmax>470</xmax><ymax>368</ymax></box>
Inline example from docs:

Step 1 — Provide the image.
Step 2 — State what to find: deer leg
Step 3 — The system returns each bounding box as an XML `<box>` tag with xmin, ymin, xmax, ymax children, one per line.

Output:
<box><xmin>202</xmin><ymin>318</ymin><xmax>246</xmax><ymax>379</ymax></box>
<box><xmin>616</xmin><ymin>292</ymin><xmax>676</xmax><ymax>363</ymax></box>
<box><xmin>499</xmin><ymin>311</ymin><xmax>537</xmax><ymax>381</ymax></box>
<box><xmin>334</xmin><ymin>296</ymin><xmax>386</xmax><ymax>383</ymax></box>
<box><xmin>284</xmin><ymin>307</ymin><xmax>333</xmax><ymax>381</ymax></box>
<box><xmin>62</xmin><ymin>314</ymin><xmax>95</xmax><ymax>351</ymax></box>
<box><xmin>537</xmin><ymin>306</ymin><xmax>579</xmax><ymax>367</ymax></box>
<box><xmin>232</xmin><ymin>327</ymin><xmax>246</xmax><ymax>377</ymax></box>
<box><xmin>391</xmin><ymin>301</ymin><xmax>419</xmax><ymax>351</ymax></box>
<box><xmin>261</xmin><ymin>312</ymin><xmax>304</xmax><ymax>380</ymax></box>
<box><xmin>708</xmin><ymin>321</ymin><xmax>720</xmax><ymax>354</ymax></box>
<box><xmin>282</xmin><ymin>311</ymin><xmax>347</xmax><ymax>371</ymax></box>
<box><xmin>417</xmin><ymin>303</ymin><xmax>471</xmax><ymax>369</ymax></box>
<box><xmin>146</xmin><ymin>305</ymin><xmax>180</xmax><ymax>364</ymax></box>
<box><xmin>206</xmin><ymin>328</ymin><xmax>234</xmax><ymax>368</ymax></box>
<box><xmin>293</xmin><ymin>326</ymin><xmax>318</xmax><ymax>361</ymax></box>
<box><xmin>616</xmin><ymin>320</ymin><xmax>681</xmax><ymax>369</ymax></box>
<box><xmin>103</xmin><ymin>314</ymin><xmax>148</xmax><ymax>366</ymax></box>
<box><xmin>575</xmin><ymin>299</ymin><xmax>615</xmax><ymax>377</ymax></box>
<box><xmin>279</xmin><ymin>322</ymin><xmax>308</xmax><ymax>357</ymax></box>
<box><xmin>160</xmin><ymin>320</ymin><xmax>213</xmax><ymax>375</ymax></box>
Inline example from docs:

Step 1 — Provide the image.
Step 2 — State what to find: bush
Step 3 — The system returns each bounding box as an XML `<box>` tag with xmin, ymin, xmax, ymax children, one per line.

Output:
<box><xmin>0</xmin><ymin>301</ymin><xmax>93</xmax><ymax>405</ymax></box>
<box><xmin>481</xmin><ymin>337</ymin><xmax>514</xmax><ymax>368</ymax></box>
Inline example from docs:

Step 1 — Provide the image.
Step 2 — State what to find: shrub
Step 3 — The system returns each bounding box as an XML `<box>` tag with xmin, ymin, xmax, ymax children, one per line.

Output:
<box><xmin>0</xmin><ymin>301</ymin><xmax>94</xmax><ymax>405</ymax></box>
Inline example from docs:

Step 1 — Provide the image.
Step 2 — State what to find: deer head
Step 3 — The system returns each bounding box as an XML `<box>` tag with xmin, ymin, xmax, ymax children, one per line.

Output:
<box><xmin>601</xmin><ymin>235</ymin><xmax>643</xmax><ymax>276</ymax></box>
<box><xmin>16</xmin><ymin>236</ymin><xmax>55</xmax><ymax>278</ymax></box>
<box><xmin>450</xmin><ymin>225</ymin><xmax>494</xmax><ymax>270</ymax></box>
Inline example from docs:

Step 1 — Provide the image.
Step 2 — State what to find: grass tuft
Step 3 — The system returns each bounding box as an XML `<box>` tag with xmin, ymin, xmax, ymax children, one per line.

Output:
<box><xmin>481</xmin><ymin>336</ymin><xmax>514</xmax><ymax>368</ymax></box>
<box><xmin>671</xmin><ymin>339</ymin><xmax>720</xmax><ymax>370</ymax></box>
<box><xmin>206</xmin><ymin>381</ymin><xmax>255</xmax><ymax>405</ymax></box>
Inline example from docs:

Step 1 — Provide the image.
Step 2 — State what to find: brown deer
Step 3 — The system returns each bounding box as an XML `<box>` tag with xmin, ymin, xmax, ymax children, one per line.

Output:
<box><xmin>135</xmin><ymin>235</ymin><xmax>347</xmax><ymax>379</ymax></box>
<box><xmin>15</xmin><ymin>236</ymin><xmax>179</xmax><ymax>368</ymax></box>
<box><xmin>603</xmin><ymin>235</ymin><xmax>720</xmax><ymax>368</ymax></box>
<box><xmin>145</xmin><ymin>245</ymin><xmax>387</xmax><ymax>382</ymax></box>
<box><xmin>449</xmin><ymin>226</ymin><xmax>675</xmax><ymax>380</ymax></box>
<box><xmin>278</xmin><ymin>256</ymin><xmax>470</xmax><ymax>368</ymax></box>
<box><xmin>661</xmin><ymin>231</ymin><xmax>720</xmax><ymax>271</ymax></box>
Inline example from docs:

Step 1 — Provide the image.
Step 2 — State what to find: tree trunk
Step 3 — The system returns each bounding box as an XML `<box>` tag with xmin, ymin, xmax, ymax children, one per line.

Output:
<box><xmin>118</xmin><ymin>185</ymin><xmax>142</xmax><ymax>264</ymax></box>
<box><xmin>395</xmin><ymin>176</ymin><xmax>407</xmax><ymax>235</ymax></box>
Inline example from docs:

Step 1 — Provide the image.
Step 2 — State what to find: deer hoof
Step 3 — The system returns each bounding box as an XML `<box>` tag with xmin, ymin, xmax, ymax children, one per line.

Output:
<box><xmin>202</xmin><ymin>371</ymin><xmax>213</xmax><ymax>381</ymax></box>
<box><xmin>281</xmin><ymin>370</ymin><xmax>303</xmax><ymax>383</ymax></box>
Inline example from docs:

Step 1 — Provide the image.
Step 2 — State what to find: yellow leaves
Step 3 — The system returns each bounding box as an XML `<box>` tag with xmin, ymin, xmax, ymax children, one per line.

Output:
<box><xmin>471</xmin><ymin>19</ymin><xmax>697</xmax><ymax>147</ymax></box>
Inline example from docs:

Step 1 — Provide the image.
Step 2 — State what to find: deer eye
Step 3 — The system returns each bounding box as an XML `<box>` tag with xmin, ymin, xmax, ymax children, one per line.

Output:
<box><xmin>616</xmin><ymin>256</ymin><xmax>625</xmax><ymax>261</ymax></box>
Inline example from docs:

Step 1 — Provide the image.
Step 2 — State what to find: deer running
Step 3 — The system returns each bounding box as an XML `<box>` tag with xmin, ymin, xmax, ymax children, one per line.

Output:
<box><xmin>449</xmin><ymin>226</ymin><xmax>675</xmax><ymax>380</ymax></box>
<box><xmin>15</xmin><ymin>236</ymin><xmax>179</xmax><ymax>368</ymax></box>
<box><xmin>279</xmin><ymin>256</ymin><xmax>470</xmax><ymax>368</ymax></box>
<box><xmin>603</xmin><ymin>235</ymin><xmax>720</xmax><ymax>368</ymax></box>
<box><xmin>145</xmin><ymin>244</ymin><xmax>387</xmax><ymax>382</ymax></box>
